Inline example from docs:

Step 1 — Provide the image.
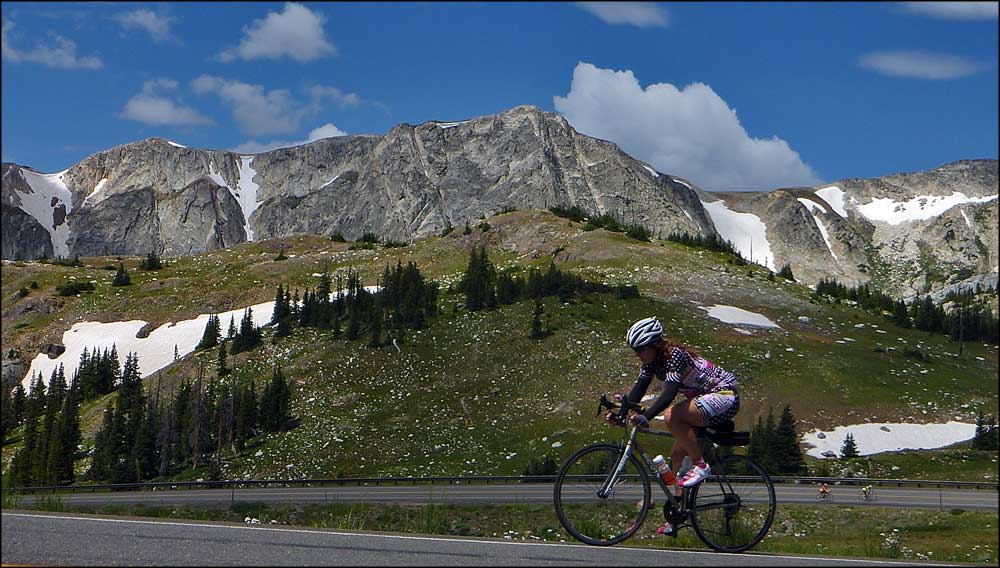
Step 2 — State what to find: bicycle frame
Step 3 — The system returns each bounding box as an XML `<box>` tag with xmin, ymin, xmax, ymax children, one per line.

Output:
<box><xmin>600</xmin><ymin>423</ymin><xmax>690</xmax><ymax>516</ymax></box>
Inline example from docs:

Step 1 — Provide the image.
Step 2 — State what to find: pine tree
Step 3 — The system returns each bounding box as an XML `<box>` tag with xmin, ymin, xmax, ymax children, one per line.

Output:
<box><xmin>197</xmin><ymin>315</ymin><xmax>221</xmax><ymax>350</ymax></box>
<box><xmin>894</xmin><ymin>300</ymin><xmax>912</xmax><ymax>328</ymax></box>
<box><xmin>530</xmin><ymin>298</ymin><xmax>545</xmax><ymax>339</ymax></box>
<box><xmin>217</xmin><ymin>341</ymin><xmax>230</xmax><ymax>377</ymax></box>
<box><xmin>271</xmin><ymin>284</ymin><xmax>287</xmax><ymax>324</ymax></box>
<box><xmin>49</xmin><ymin>378</ymin><xmax>82</xmax><ymax>485</ymax></box>
<box><xmin>133</xmin><ymin>399</ymin><xmax>159</xmax><ymax>480</ymax></box>
<box><xmin>13</xmin><ymin>383</ymin><xmax>26</xmax><ymax>425</ymax></box>
<box><xmin>774</xmin><ymin>404</ymin><xmax>806</xmax><ymax>474</ymax></box>
<box><xmin>777</xmin><ymin>264</ymin><xmax>795</xmax><ymax>281</ymax></box>
<box><xmin>112</xmin><ymin>262</ymin><xmax>131</xmax><ymax>286</ymax></box>
<box><xmin>227</xmin><ymin>315</ymin><xmax>237</xmax><ymax>340</ymax></box>
<box><xmin>174</xmin><ymin>344</ymin><xmax>180</xmax><ymax>362</ymax></box>
<box><xmin>369</xmin><ymin>309</ymin><xmax>382</xmax><ymax>348</ymax></box>
<box><xmin>841</xmin><ymin>432</ymin><xmax>860</xmax><ymax>458</ymax></box>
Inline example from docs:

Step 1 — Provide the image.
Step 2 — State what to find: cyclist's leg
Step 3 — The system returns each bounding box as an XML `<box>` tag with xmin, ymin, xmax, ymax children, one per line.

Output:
<box><xmin>667</xmin><ymin>399</ymin><xmax>704</xmax><ymax>465</ymax></box>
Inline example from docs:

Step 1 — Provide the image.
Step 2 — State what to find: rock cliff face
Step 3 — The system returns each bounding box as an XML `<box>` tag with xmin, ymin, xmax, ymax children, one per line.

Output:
<box><xmin>2</xmin><ymin>106</ymin><xmax>996</xmax><ymax>298</ymax></box>
<box><xmin>710</xmin><ymin>160</ymin><xmax>998</xmax><ymax>295</ymax></box>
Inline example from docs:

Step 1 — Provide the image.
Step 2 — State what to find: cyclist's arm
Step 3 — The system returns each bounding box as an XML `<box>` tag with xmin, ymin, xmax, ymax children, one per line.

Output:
<box><xmin>625</xmin><ymin>366</ymin><xmax>654</xmax><ymax>406</ymax></box>
<box><xmin>641</xmin><ymin>381</ymin><xmax>679</xmax><ymax>421</ymax></box>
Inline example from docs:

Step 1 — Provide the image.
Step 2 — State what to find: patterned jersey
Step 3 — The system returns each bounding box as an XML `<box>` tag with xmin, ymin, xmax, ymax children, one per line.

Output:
<box><xmin>638</xmin><ymin>346</ymin><xmax>739</xmax><ymax>398</ymax></box>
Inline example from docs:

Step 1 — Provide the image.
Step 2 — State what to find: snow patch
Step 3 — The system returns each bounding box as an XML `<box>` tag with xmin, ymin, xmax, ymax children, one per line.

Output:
<box><xmin>803</xmin><ymin>421</ymin><xmax>977</xmax><ymax>458</ymax></box>
<box><xmin>959</xmin><ymin>209</ymin><xmax>972</xmax><ymax>229</ymax></box>
<box><xmin>671</xmin><ymin>178</ymin><xmax>691</xmax><ymax>189</ymax></box>
<box><xmin>18</xmin><ymin>168</ymin><xmax>73</xmax><ymax>257</ymax></box>
<box><xmin>23</xmin><ymin>286</ymin><xmax>381</xmax><ymax>391</ymax></box>
<box><xmin>699</xmin><ymin>305</ymin><xmax>782</xmax><ymax>329</ymax></box>
<box><xmin>435</xmin><ymin>120</ymin><xmax>469</xmax><ymax>129</ymax></box>
<box><xmin>236</xmin><ymin>156</ymin><xmax>262</xmax><ymax>241</ymax></box>
<box><xmin>856</xmin><ymin>192</ymin><xmax>998</xmax><ymax>225</ymax></box>
<box><xmin>700</xmin><ymin>200</ymin><xmax>776</xmax><ymax>271</ymax></box>
<box><xmin>208</xmin><ymin>161</ymin><xmax>230</xmax><ymax>190</ymax></box>
<box><xmin>813</xmin><ymin>214</ymin><xmax>838</xmax><ymax>261</ymax></box>
<box><xmin>797</xmin><ymin>198</ymin><xmax>827</xmax><ymax>215</ymax></box>
<box><xmin>82</xmin><ymin>178</ymin><xmax>108</xmax><ymax>207</ymax></box>
<box><xmin>166</xmin><ymin>140</ymin><xmax>187</xmax><ymax>148</ymax></box>
<box><xmin>814</xmin><ymin>186</ymin><xmax>848</xmax><ymax>218</ymax></box>
<box><xmin>641</xmin><ymin>164</ymin><xmax>659</xmax><ymax>178</ymax></box>
<box><xmin>320</xmin><ymin>174</ymin><xmax>340</xmax><ymax>189</ymax></box>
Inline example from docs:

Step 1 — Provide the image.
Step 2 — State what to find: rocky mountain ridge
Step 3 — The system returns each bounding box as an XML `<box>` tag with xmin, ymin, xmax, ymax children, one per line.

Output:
<box><xmin>2</xmin><ymin>105</ymin><xmax>996</xmax><ymax>296</ymax></box>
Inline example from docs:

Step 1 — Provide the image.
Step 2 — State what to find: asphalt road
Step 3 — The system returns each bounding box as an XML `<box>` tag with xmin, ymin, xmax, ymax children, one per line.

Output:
<box><xmin>15</xmin><ymin>483</ymin><xmax>998</xmax><ymax>510</ymax></box>
<box><xmin>0</xmin><ymin>512</ymin><xmax>964</xmax><ymax>566</ymax></box>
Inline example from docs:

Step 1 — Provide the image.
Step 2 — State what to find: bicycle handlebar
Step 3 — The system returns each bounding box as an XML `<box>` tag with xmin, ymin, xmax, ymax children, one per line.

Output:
<box><xmin>596</xmin><ymin>394</ymin><xmax>644</xmax><ymax>422</ymax></box>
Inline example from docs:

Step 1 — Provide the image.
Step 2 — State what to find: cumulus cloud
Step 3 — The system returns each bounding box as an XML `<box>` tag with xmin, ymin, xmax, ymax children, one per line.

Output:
<box><xmin>121</xmin><ymin>78</ymin><xmax>213</xmax><ymax>126</ymax></box>
<box><xmin>193</xmin><ymin>75</ymin><xmax>363</xmax><ymax>136</ymax></box>
<box><xmin>2</xmin><ymin>18</ymin><xmax>102</xmax><ymax>69</ymax></box>
<box><xmin>858</xmin><ymin>50</ymin><xmax>984</xmax><ymax>79</ymax></box>
<box><xmin>231</xmin><ymin>123</ymin><xmax>348</xmax><ymax>154</ymax></box>
<box><xmin>306</xmin><ymin>85</ymin><xmax>361</xmax><ymax>109</ymax></box>
<box><xmin>113</xmin><ymin>9</ymin><xmax>177</xmax><ymax>43</ymax></box>
<box><xmin>576</xmin><ymin>2</ymin><xmax>668</xmax><ymax>27</ymax></box>
<box><xmin>901</xmin><ymin>2</ymin><xmax>998</xmax><ymax>20</ymax></box>
<box><xmin>217</xmin><ymin>2</ymin><xmax>335</xmax><ymax>63</ymax></box>
<box><xmin>193</xmin><ymin>75</ymin><xmax>309</xmax><ymax>135</ymax></box>
<box><xmin>553</xmin><ymin>62</ymin><xmax>820</xmax><ymax>191</ymax></box>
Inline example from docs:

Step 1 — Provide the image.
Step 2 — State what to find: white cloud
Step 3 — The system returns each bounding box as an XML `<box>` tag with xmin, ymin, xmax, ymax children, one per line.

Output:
<box><xmin>231</xmin><ymin>123</ymin><xmax>348</xmax><ymax>154</ymax></box>
<box><xmin>192</xmin><ymin>75</ymin><xmax>363</xmax><ymax>136</ymax></box>
<box><xmin>901</xmin><ymin>2</ymin><xmax>998</xmax><ymax>20</ymax></box>
<box><xmin>858</xmin><ymin>50</ymin><xmax>984</xmax><ymax>80</ymax></box>
<box><xmin>2</xmin><ymin>18</ymin><xmax>102</xmax><ymax>69</ymax></box>
<box><xmin>113</xmin><ymin>9</ymin><xmax>177</xmax><ymax>43</ymax></box>
<box><xmin>217</xmin><ymin>2</ymin><xmax>335</xmax><ymax>63</ymax></box>
<box><xmin>121</xmin><ymin>78</ymin><xmax>212</xmax><ymax>126</ymax></box>
<box><xmin>576</xmin><ymin>2</ymin><xmax>668</xmax><ymax>27</ymax></box>
<box><xmin>307</xmin><ymin>85</ymin><xmax>361</xmax><ymax>109</ymax></box>
<box><xmin>553</xmin><ymin>62</ymin><xmax>820</xmax><ymax>192</ymax></box>
<box><xmin>192</xmin><ymin>75</ymin><xmax>309</xmax><ymax>136</ymax></box>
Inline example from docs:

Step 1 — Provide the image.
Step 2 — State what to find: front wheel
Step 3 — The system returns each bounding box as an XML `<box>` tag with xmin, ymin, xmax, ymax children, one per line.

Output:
<box><xmin>553</xmin><ymin>444</ymin><xmax>651</xmax><ymax>546</ymax></box>
<box><xmin>689</xmin><ymin>454</ymin><xmax>776</xmax><ymax>553</ymax></box>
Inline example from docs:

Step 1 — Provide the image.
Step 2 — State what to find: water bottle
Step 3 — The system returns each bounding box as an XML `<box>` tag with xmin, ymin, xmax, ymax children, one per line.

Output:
<box><xmin>651</xmin><ymin>454</ymin><xmax>676</xmax><ymax>485</ymax></box>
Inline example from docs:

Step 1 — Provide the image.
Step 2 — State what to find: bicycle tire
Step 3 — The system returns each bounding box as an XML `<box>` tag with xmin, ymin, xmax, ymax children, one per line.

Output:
<box><xmin>689</xmin><ymin>454</ymin><xmax>776</xmax><ymax>553</ymax></box>
<box><xmin>553</xmin><ymin>443</ymin><xmax>651</xmax><ymax>546</ymax></box>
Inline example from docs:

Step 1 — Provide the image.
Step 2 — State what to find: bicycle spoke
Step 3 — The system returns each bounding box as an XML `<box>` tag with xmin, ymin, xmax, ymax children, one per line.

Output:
<box><xmin>690</xmin><ymin>455</ymin><xmax>775</xmax><ymax>552</ymax></box>
<box><xmin>554</xmin><ymin>445</ymin><xmax>650</xmax><ymax>546</ymax></box>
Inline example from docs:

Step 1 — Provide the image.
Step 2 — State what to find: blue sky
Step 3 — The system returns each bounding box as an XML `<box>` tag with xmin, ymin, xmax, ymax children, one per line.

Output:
<box><xmin>2</xmin><ymin>1</ymin><xmax>997</xmax><ymax>191</ymax></box>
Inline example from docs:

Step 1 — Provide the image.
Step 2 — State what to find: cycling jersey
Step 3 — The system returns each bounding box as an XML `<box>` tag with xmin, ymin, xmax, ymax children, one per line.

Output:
<box><xmin>627</xmin><ymin>346</ymin><xmax>740</xmax><ymax>422</ymax></box>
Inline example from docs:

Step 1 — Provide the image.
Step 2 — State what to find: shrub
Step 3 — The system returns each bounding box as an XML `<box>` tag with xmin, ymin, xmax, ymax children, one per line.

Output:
<box><xmin>29</xmin><ymin>281</ymin><xmax>39</xmax><ymax>289</ymax></box>
<box><xmin>358</xmin><ymin>232</ymin><xmax>379</xmax><ymax>244</ymax></box>
<box><xmin>139</xmin><ymin>251</ymin><xmax>163</xmax><ymax>270</ymax></box>
<box><xmin>55</xmin><ymin>280</ymin><xmax>95</xmax><ymax>296</ymax></box>
<box><xmin>330</xmin><ymin>233</ymin><xmax>346</xmax><ymax>242</ymax></box>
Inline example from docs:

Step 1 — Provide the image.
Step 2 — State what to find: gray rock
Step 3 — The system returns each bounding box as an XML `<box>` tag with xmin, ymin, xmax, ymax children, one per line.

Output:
<box><xmin>798</xmin><ymin>316</ymin><xmax>813</xmax><ymax>324</ymax></box>
<box><xmin>40</xmin><ymin>343</ymin><xmax>65</xmax><ymax>357</ymax></box>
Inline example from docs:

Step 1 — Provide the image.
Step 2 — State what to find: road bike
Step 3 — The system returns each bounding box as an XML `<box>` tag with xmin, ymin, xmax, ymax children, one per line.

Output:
<box><xmin>552</xmin><ymin>394</ymin><xmax>776</xmax><ymax>552</ymax></box>
<box><xmin>861</xmin><ymin>489</ymin><xmax>878</xmax><ymax>502</ymax></box>
<box><xmin>815</xmin><ymin>491</ymin><xmax>832</xmax><ymax>502</ymax></box>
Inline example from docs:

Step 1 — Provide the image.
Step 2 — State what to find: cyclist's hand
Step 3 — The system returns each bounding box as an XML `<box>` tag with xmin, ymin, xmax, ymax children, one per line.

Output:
<box><xmin>604</xmin><ymin>411</ymin><xmax>624</xmax><ymax>427</ymax></box>
<box><xmin>630</xmin><ymin>414</ymin><xmax>649</xmax><ymax>428</ymax></box>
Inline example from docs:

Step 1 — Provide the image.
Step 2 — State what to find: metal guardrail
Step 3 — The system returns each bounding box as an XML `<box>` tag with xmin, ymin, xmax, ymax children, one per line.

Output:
<box><xmin>12</xmin><ymin>475</ymin><xmax>998</xmax><ymax>494</ymax></box>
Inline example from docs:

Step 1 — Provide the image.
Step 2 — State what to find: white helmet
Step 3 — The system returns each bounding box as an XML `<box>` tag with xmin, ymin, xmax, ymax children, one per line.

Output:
<box><xmin>626</xmin><ymin>316</ymin><xmax>662</xmax><ymax>349</ymax></box>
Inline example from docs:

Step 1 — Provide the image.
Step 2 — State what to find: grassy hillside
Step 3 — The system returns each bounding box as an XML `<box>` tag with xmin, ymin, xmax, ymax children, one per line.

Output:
<box><xmin>2</xmin><ymin>210</ymin><xmax>997</xmax><ymax>481</ymax></box>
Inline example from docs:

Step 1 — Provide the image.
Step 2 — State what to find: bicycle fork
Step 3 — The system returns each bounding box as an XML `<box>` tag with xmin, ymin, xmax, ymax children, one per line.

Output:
<box><xmin>598</xmin><ymin>429</ymin><xmax>637</xmax><ymax>498</ymax></box>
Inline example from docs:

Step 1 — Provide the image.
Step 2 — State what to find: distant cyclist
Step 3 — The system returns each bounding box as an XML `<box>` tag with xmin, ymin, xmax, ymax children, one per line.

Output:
<box><xmin>818</xmin><ymin>482</ymin><xmax>830</xmax><ymax>499</ymax></box>
<box><xmin>607</xmin><ymin>316</ymin><xmax>742</xmax><ymax>536</ymax></box>
<box><xmin>862</xmin><ymin>484</ymin><xmax>874</xmax><ymax>501</ymax></box>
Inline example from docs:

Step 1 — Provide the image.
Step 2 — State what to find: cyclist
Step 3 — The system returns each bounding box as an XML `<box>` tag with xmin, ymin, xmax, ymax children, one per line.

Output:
<box><xmin>607</xmin><ymin>316</ymin><xmax>741</xmax><ymax>535</ymax></box>
<box><xmin>818</xmin><ymin>482</ymin><xmax>830</xmax><ymax>499</ymax></box>
<box><xmin>862</xmin><ymin>484</ymin><xmax>873</xmax><ymax>501</ymax></box>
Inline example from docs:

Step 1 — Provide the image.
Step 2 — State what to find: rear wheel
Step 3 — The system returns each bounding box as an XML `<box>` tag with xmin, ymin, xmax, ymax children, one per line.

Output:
<box><xmin>553</xmin><ymin>444</ymin><xmax>651</xmax><ymax>546</ymax></box>
<box><xmin>690</xmin><ymin>454</ymin><xmax>775</xmax><ymax>552</ymax></box>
